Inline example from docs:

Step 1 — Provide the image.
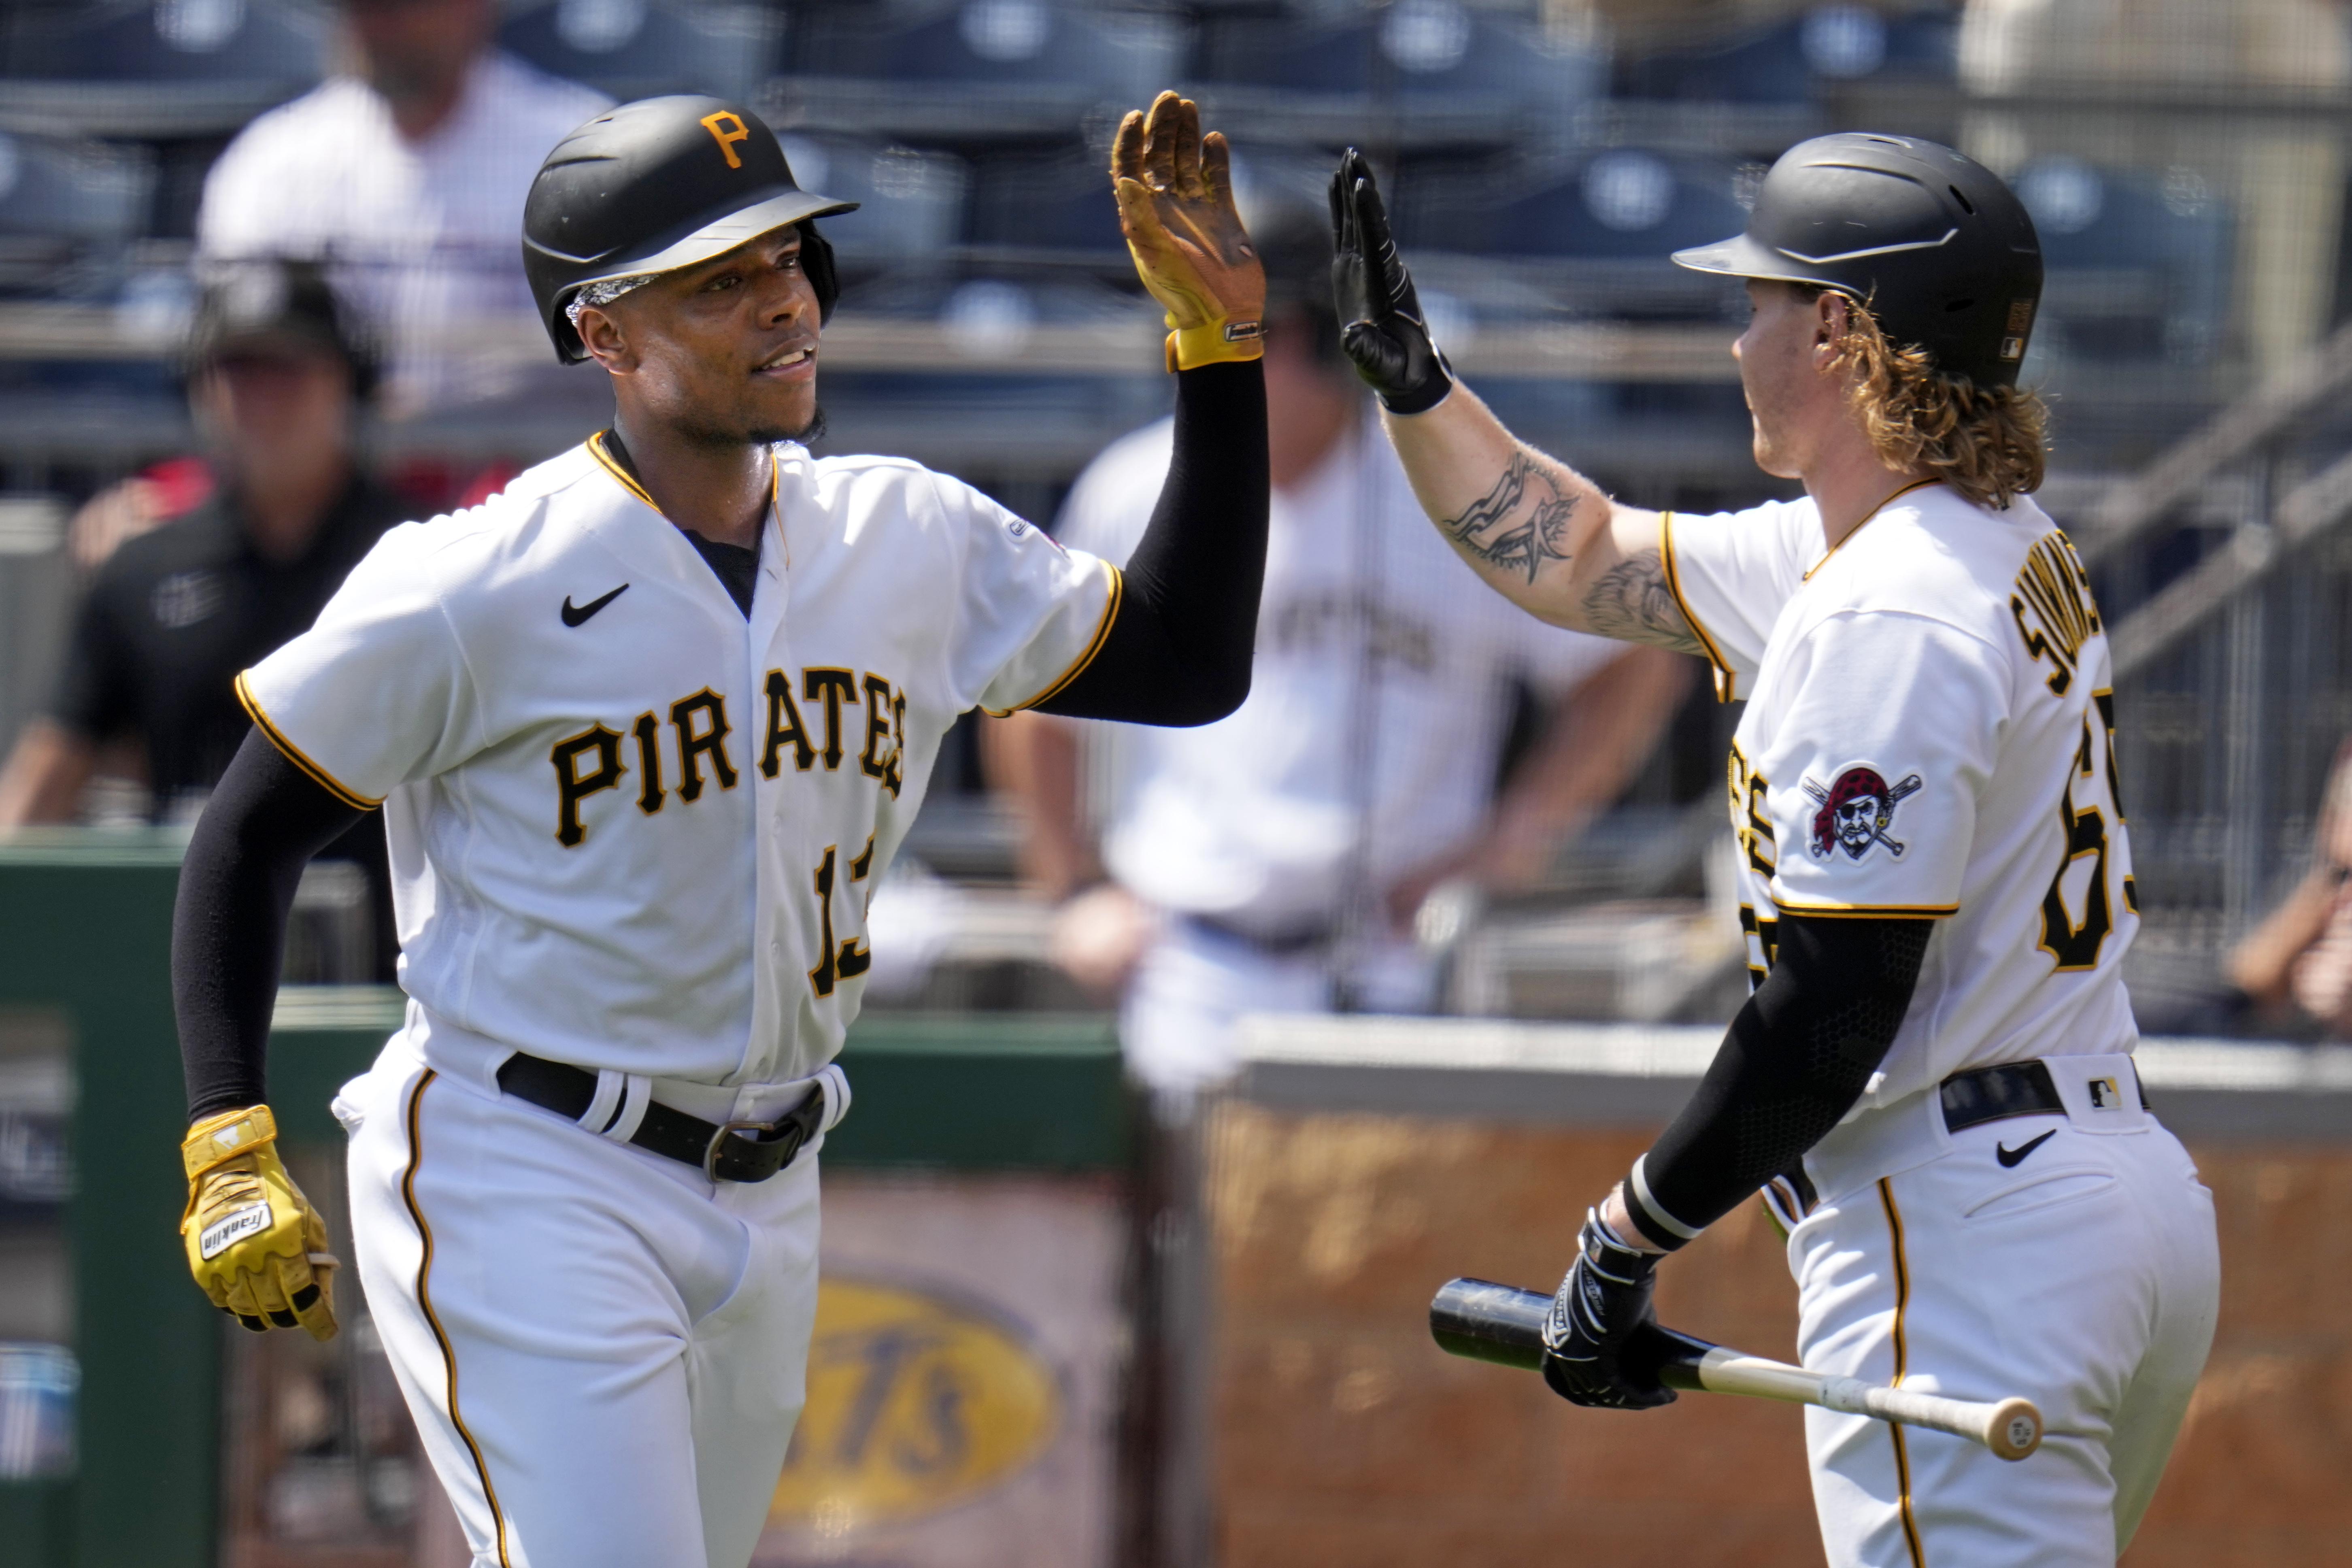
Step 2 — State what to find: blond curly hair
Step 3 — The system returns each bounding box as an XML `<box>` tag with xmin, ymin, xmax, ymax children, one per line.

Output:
<box><xmin>1810</xmin><ymin>287</ymin><xmax>2048</xmax><ymax>511</ymax></box>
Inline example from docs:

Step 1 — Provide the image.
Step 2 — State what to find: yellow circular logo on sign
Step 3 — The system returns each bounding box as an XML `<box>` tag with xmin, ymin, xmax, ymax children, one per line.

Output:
<box><xmin>769</xmin><ymin>1277</ymin><xmax>1061</xmax><ymax>1530</ymax></box>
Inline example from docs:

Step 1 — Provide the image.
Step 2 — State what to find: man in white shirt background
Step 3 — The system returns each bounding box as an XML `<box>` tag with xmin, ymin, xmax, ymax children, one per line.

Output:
<box><xmin>197</xmin><ymin>0</ymin><xmax>612</xmax><ymax>418</ymax></box>
<box><xmin>985</xmin><ymin>202</ymin><xmax>1693</xmax><ymax>1099</ymax></box>
<box><xmin>66</xmin><ymin>0</ymin><xmax>613</xmax><ymax>574</ymax></box>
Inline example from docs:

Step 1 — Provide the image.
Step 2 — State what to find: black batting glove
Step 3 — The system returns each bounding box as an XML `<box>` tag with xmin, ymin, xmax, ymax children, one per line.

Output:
<box><xmin>1539</xmin><ymin>1208</ymin><xmax>1677</xmax><ymax>1411</ymax></box>
<box><xmin>1328</xmin><ymin>148</ymin><xmax>1453</xmax><ymax>416</ymax></box>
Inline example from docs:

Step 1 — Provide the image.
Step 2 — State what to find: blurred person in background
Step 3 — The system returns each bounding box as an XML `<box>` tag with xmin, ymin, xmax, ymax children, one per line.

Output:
<box><xmin>0</xmin><ymin>262</ymin><xmax>402</xmax><ymax>972</ymax></box>
<box><xmin>986</xmin><ymin>206</ymin><xmax>1691</xmax><ymax>1098</ymax></box>
<box><xmin>2228</xmin><ymin>740</ymin><xmax>2352</xmax><ymax>1037</ymax></box>
<box><xmin>197</xmin><ymin>0</ymin><xmax>612</xmax><ymax>418</ymax></box>
<box><xmin>68</xmin><ymin>0</ymin><xmax>612</xmax><ymax>566</ymax></box>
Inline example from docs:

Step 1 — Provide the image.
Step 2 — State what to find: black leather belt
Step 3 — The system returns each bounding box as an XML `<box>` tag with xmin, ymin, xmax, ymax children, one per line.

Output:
<box><xmin>1939</xmin><ymin>1058</ymin><xmax>2146</xmax><ymax>1134</ymax></box>
<box><xmin>496</xmin><ymin>1052</ymin><xmax>827</xmax><ymax>1183</ymax></box>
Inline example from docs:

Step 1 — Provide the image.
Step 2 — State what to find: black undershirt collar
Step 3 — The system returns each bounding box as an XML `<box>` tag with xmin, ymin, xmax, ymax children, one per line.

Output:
<box><xmin>601</xmin><ymin>428</ymin><xmax>764</xmax><ymax>619</ymax></box>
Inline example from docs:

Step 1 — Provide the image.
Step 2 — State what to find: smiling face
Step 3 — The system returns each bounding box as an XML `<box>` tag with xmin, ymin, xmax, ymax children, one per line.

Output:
<box><xmin>575</xmin><ymin>226</ymin><xmax>822</xmax><ymax>449</ymax></box>
<box><xmin>1732</xmin><ymin>278</ymin><xmax>1853</xmax><ymax>480</ymax></box>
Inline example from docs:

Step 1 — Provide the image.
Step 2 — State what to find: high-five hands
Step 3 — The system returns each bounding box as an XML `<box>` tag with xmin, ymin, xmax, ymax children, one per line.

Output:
<box><xmin>1540</xmin><ymin>1207</ymin><xmax>1677</xmax><ymax>1409</ymax></box>
<box><xmin>1329</xmin><ymin>148</ymin><xmax>1455</xmax><ymax>415</ymax></box>
<box><xmin>1112</xmin><ymin>91</ymin><xmax>1265</xmax><ymax>373</ymax></box>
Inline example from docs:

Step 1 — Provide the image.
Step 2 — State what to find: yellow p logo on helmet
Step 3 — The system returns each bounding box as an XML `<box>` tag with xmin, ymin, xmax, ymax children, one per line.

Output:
<box><xmin>700</xmin><ymin>111</ymin><xmax>751</xmax><ymax>170</ymax></box>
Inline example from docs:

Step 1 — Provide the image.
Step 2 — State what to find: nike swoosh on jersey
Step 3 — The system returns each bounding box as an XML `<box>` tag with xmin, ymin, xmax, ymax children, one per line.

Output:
<box><xmin>1995</xmin><ymin>1129</ymin><xmax>2058</xmax><ymax>1168</ymax></box>
<box><xmin>561</xmin><ymin>584</ymin><xmax>629</xmax><ymax>626</ymax></box>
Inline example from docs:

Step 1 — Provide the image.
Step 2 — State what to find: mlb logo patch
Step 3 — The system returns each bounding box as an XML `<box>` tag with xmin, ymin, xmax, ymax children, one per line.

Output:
<box><xmin>2086</xmin><ymin>1076</ymin><xmax>2123</xmax><ymax>1111</ymax></box>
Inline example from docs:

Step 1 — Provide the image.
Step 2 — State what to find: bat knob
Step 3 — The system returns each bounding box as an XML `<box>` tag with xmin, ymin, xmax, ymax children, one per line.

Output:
<box><xmin>1985</xmin><ymin>1397</ymin><xmax>2042</xmax><ymax>1461</ymax></box>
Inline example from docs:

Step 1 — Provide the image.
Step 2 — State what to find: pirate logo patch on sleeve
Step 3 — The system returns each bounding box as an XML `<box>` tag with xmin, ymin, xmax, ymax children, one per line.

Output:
<box><xmin>1803</xmin><ymin>766</ymin><xmax>1923</xmax><ymax>862</ymax></box>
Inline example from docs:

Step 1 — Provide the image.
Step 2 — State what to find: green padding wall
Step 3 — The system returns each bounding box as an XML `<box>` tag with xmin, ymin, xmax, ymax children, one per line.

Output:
<box><xmin>0</xmin><ymin>838</ymin><xmax>211</xmax><ymax>1568</ymax></box>
<box><xmin>823</xmin><ymin>1013</ymin><xmax>1129</xmax><ymax>1170</ymax></box>
<box><xmin>0</xmin><ymin>840</ymin><xmax>1127</xmax><ymax>1568</ymax></box>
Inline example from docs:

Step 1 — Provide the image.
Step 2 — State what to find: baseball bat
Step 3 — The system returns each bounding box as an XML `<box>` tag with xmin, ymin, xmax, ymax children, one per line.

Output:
<box><xmin>1429</xmin><ymin>1277</ymin><xmax>2042</xmax><ymax>1462</ymax></box>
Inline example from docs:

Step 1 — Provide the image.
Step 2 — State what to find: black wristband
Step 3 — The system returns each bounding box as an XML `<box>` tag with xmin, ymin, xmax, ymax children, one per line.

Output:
<box><xmin>1376</xmin><ymin>342</ymin><xmax>1454</xmax><ymax>417</ymax></box>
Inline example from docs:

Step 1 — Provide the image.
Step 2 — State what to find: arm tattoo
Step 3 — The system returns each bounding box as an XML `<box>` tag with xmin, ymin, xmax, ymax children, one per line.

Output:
<box><xmin>1583</xmin><ymin>548</ymin><xmax>1705</xmax><ymax>656</ymax></box>
<box><xmin>1439</xmin><ymin>452</ymin><xmax>1580</xmax><ymax>583</ymax></box>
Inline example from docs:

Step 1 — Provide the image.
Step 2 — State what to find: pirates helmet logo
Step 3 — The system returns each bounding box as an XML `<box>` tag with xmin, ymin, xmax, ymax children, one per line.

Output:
<box><xmin>1803</xmin><ymin>766</ymin><xmax>1924</xmax><ymax>861</ymax></box>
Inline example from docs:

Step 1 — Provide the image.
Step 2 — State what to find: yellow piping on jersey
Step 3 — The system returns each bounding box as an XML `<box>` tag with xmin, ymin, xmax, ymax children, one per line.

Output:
<box><xmin>235</xmin><ymin>672</ymin><xmax>382</xmax><ymax>811</ymax></box>
<box><xmin>771</xmin><ymin>448</ymin><xmax>790</xmax><ymax>572</ymax></box>
<box><xmin>1771</xmin><ymin>896</ymin><xmax>1958</xmax><ymax>919</ymax></box>
<box><xmin>1659</xmin><ymin>510</ymin><xmax>1737</xmax><ymax>704</ymax></box>
<box><xmin>588</xmin><ymin>431</ymin><xmax>783</xmax><ymax>551</ymax></box>
<box><xmin>402</xmin><ymin>1071</ymin><xmax>515</xmax><ymax>1568</ymax></box>
<box><xmin>587</xmin><ymin>430</ymin><xmax>661</xmax><ymax>512</ymax></box>
<box><xmin>1802</xmin><ymin>477</ymin><xmax>1942</xmax><ymax>582</ymax></box>
<box><xmin>1878</xmin><ymin>1177</ymin><xmax>1927</xmax><ymax>1568</ymax></box>
<box><xmin>984</xmin><ymin>564</ymin><xmax>1125</xmax><ymax>717</ymax></box>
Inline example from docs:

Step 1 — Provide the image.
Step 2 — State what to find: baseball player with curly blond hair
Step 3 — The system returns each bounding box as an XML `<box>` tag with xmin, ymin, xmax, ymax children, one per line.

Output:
<box><xmin>1335</xmin><ymin>134</ymin><xmax>2220</xmax><ymax>1566</ymax></box>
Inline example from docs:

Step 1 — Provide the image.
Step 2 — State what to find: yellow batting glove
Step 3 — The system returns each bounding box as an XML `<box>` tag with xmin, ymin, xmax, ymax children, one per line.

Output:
<box><xmin>1111</xmin><ymin>91</ymin><xmax>1267</xmax><ymax>372</ymax></box>
<box><xmin>180</xmin><ymin>1104</ymin><xmax>340</xmax><ymax>1342</ymax></box>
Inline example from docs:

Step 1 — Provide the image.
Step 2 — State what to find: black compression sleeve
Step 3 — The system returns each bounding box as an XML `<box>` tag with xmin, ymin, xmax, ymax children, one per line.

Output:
<box><xmin>174</xmin><ymin>730</ymin><xmax>368</xmax><ymax>1121</ymax></box>
<box><xmin>1621</xmin><ymin>914</ymin><xmax>1933</xmax><ymax>1248</ymax></box>
<box><xmin>1037</xmin><ymin>360</ymin><xmax>1268</xmax><ymax>725</ymax></box>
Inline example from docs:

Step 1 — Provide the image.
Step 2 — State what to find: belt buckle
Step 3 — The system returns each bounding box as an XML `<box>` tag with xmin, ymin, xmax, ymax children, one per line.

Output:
<box><xmin>704</xmin><ymin>1118</ymin><xmax>780</xmax><ymax>1183</ymax></box>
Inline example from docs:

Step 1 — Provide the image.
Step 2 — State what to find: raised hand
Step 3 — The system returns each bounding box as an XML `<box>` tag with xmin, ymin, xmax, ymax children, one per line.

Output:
<box><xmin>1112</xmin><ymin>91</ymin><xmax>1266</xmax><ymax>372</ymax></box>
<box><xmin>1329</xmin><ymin>148</ymin><xmax>1454</xmax><ymax>414</ymax></box>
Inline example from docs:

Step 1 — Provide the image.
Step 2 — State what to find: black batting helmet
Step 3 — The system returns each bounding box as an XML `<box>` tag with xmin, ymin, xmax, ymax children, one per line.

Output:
<box><xmin>523</xmin><ymin>95</ymin><xmax>859</xmax><ymax>364</ymax></box>
<box><xmin>1672</xmin><ymin>133</ymin><xmax>2042</xmax><ymax>389</ymax></box>
<box><xmin>184</xmin><ymin>257</ymin><xmax>381</xmax><ymax>402</ymax></box>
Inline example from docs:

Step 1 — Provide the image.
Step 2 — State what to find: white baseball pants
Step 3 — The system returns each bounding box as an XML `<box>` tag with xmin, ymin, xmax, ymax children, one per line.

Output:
<box><xmin>334</xmin><ymin>1038</ymin><xmax>824</xmax><ymax>1568</ymax></box>
<box><xmin>1791</xmin><ymin>1054</ymin><xmax>2220</xmax><ymax>1566</ymax></box>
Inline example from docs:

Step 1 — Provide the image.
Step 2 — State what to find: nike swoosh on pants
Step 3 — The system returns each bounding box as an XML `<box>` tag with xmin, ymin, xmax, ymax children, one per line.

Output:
<box><xmin>1995</xmin><ymin>1129</ymin><xmax>2058</xmax><ymax>1168</ymax></box>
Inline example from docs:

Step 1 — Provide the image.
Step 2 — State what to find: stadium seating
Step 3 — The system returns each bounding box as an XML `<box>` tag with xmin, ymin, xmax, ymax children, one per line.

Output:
<box><xmin>774</xmin><ymin>0</ymin><xmax>1186</xmax><ymax>140</ymax></box>
<box><xmin>2015</xmin><ymin>155</ymin><xmax>2233</xmax><ymax>365</ymax></box>
<box><xmin>775</xmin><ymin>133</ymin><xmax>968</xmax><ymax>263</ymax></box>
<box><xmin>0</xmin><ymin>0</ymin><xmax>327</xmax><ymax>138</ymax></box>
<box><xmin>964</xmin><ymin>144</ymin><xmax>1122</xmax><ymax>261</ymax></box>
<box><xmin>0</xmin><ymin>131</ymin><xmax>153</xmax><ymax>244</ymax></box>
<box><xmin>498</xmin><ymin>0</ymin><xmax>780</xmax><ymax>105</ymax></box>
<box><xmin>1616</xmin><ymin>1</ymin><xmax>1958</xmax><ymax>104</ymax></box>
<box><xmin>1194</xmin><ymin>0</ymin><xmax>1604</xmax><ymax>147</ymax></box>
<box><xmin>1394</xmin><ymin>147</ymin><xmax>1750</xmax><ymax>323</ymax></box>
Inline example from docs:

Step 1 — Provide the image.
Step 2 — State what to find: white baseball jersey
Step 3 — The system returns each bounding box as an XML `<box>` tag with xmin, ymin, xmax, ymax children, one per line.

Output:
<box><xmin>240</xmin><ymin>436</ymin><xmax>1116</xmax><ymax>1087</ymax></box>
<box><xmin>1663</xmin><ymin>481</ymin><xmax>2138</xmax><ymax>1106</ymax></box>
<box><xmin>1059</xmin><ymin>413</ymin><xmax>1620</xmax><ymax>934</ymax></box>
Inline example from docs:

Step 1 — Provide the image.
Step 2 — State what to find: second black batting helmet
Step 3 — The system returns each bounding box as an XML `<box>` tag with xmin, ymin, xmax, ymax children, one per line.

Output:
<box><xmin>184</xmin><ymin>257</ymin><xmax>381</xmax><ymax>401</ymax></box>
<box><xmin>523</xmin><ymin>95</ymin><xmax>859</xmax><ymax>363</ymax></box>
<box><xmin>1671</xmin><ymin>133</ymin><xmax>2042</xmax><ymax>389</ymax></box>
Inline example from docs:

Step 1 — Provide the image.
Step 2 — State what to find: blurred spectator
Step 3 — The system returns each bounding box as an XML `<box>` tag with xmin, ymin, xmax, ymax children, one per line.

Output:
<box><xmin>2228</xmin><ymin>740</ymin><xmax>2352</xmax><ymax>1036</ymax></box>
<box><xmin>64</xmin><ymin>457</ymin><xmax>216</xmax><ymax>576</ymax></box>
<box><xmin>197</xmin><ymin>0</ymin><xmax>611</xmax><ymax>416</ymax></box>
<box><xmin>986</xmin><ymin>208</ymin><xmax>1691</xmax><ymax>1096</ymax></box>
<box><xmin>0</xmin><ymin>262</ymin><xmax>400</xmax><ymax>862</ymax></box>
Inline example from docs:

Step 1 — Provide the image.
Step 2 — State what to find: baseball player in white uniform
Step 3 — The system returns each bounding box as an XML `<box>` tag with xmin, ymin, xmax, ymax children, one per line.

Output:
<box><xmin>168</xmin><ymin>92</ymin><xmax>1270</xmax><ymax>1568</ymax></box>
<box><xmin>990</xmin><ymin>208</ymin><xmax>1688</xmax><ymax>1095</ymax></box>
<box><xmin>1332</xmin><ymin>137</ymin><xmax>2220</xmax><ymax>1564</ymax></box>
